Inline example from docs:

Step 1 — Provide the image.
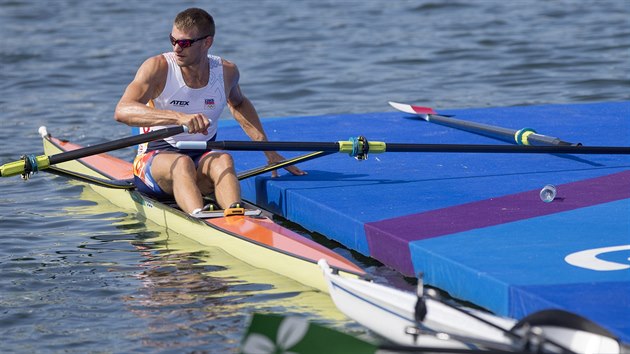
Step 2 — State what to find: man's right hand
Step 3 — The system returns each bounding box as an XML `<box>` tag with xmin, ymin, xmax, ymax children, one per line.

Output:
<box><xmin>180</xmin><ymin>113</ymin><xmax>210</xmax><ymax>135</ymax></box>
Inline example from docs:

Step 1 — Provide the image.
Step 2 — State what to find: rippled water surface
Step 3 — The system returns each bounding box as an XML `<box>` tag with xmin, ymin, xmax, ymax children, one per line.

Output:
<box><xmin>1</xmin><ymin>0</ymin><xmax>629</xmax><ymax>352</ymax></box>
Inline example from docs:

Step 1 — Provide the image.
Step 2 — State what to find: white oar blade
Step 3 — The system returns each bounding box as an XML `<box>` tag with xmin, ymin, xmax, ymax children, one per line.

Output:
<box><xmin>388</xmin><ymin>101</ymin><xmax>436</xmax><ymax>119</ymax></box>
<box><xmin>388</xmin><ymin>101</ymin><xmax>417</xmax><ymax>114</ymax></box>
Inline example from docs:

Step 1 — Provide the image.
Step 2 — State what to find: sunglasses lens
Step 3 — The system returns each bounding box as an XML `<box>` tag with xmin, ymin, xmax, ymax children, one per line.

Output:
<box><xmin>169</xmin><ymin>34</ymin><xmax>206</xmax><ymax>48</ymax></box>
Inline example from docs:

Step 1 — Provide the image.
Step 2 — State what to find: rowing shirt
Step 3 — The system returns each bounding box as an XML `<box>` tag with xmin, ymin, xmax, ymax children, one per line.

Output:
<box><xmin>136</xmin><ymin>52</ymin><xmax>227</xmax><ymax>155</ymax></box>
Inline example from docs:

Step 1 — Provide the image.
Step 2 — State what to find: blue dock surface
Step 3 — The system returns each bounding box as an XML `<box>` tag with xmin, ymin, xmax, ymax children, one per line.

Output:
<box><xmin>220</xmin><ymin>101</ymin><xmax>630</xmax><ymax>342</ymax></box>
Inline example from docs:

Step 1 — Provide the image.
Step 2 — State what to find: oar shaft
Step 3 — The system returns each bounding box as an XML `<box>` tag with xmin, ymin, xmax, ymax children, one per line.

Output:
<box><xmin>205</xmin><ymin>140</ymin><xmax>342</xmax><ymax>152</ymax></box>
<box><xmin>186</xmin><ymin>140</ymin><xmax>630</xmax><ymax>155</ymax></box>
<box><xmin>237</xmin><ymin>151</ymin><xmax>334</xmax><ymax>180</ymax></box>
<box><xmin>194</xmin><ymin>140</ymin><xmax>387</xmax><ymax>155</ymax></box>
<box><xmin>427</xmin><ymin>114</ymin><xmax>577</xmax><ymax>146</ymax></box>
<box><xmin>1</xmin><ymin>126</ymin><xmax>185</xmax><ymax>178</ymax></box>
<box><xmin>384</xmin><ymin>143</ymin><xmax>628</xmax><ymax>154</ymax></box>
<box><xmin>49</xmin><ymin>126</ymin><xmax>185</xmax><ymax>165</ymax></box>
<box><xmin>389</xmin><ymin>102</ymin><xmax>579</xmax><ymax>146</ymax></box>
<box><xmin>526</xmin><ymin>133</ymin><xmax>573</xmax><ymax>146</ymax></box>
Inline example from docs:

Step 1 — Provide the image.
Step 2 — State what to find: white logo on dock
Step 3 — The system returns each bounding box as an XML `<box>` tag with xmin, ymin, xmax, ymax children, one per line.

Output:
<box><xmin>565</xmin><ymin>245</ymin><xmax>630</xmax><ymax>271</ymax></box>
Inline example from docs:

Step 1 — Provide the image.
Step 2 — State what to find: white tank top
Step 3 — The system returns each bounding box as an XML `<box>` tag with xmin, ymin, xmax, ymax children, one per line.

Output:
<box><xmin>137</xmin><ymin>52</ymin><xmax>227</xmax><ymax>154</ymax></box>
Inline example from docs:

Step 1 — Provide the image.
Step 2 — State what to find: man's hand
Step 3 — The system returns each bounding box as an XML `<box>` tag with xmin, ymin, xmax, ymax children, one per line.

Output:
<box><xmin>179</xmin><ymin>113</ymin><xmax>210</xmax><ymax>135</ymax></box>
<box><xmin>265</xmin><ymin>151</ymin><xmax>307</xmax><ymax>178</ymax></box>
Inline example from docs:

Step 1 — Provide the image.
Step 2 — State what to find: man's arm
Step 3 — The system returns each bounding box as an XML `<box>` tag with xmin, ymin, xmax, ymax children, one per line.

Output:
<box><xmin>225</xmin><ymin>60</ymin><xmax>306</xmax><ymax>176</ymax></box>
<box><xmin>114</xmin><ymin>55</ymin><xmax>209</xmax><ymax>134</ymax></box>
<box><xmin>227</xmin><ymin>85</ymin><xmax>269</xmax><ymax>142</ymax></box>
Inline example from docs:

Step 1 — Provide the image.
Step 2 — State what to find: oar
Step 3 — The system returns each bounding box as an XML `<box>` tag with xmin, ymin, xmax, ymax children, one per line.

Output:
<box><xmin>389</xmin><ymin>101</ymin><xmax>580</xmax><ymax>146</ymax></box>
<box><xmin>40</xmin><ymin>151</ymin><xmax>330</xmax><ymax>190</ymax></box>
<box><xmin>0</xmin><ymin>125</ymin><xmax>187</xmax><ymax>178</ymax></box>
<box><xmin>175</xmin><ymin>139</ymin><xmax>630</xmax><ymax>155</ymax></box>
<box><xmin>236</xmin><ymin>151</ymin><xmax>333</xmax><ymax>180</ymax></box>
<box><xmin>44</xmin><ymin>166</ymin><xmax>135</xmax><ymax>189</ymax></box>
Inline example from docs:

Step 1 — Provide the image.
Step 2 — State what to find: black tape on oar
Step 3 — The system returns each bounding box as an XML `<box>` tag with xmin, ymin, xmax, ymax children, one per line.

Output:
<box><xmin>20</xmin><ymin>154</ymin><xmax>38</xmax><ymax>180</ymax></box>
<box><xmin>349</xmin><ymin>136</ymin><xmax>370</xmax><ymax>160</ymax></box>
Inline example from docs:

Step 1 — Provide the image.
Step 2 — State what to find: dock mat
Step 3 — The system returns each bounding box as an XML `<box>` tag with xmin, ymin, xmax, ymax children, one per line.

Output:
<box><xmin>220</xmin><ymin>101</ymin><xmax>630</xmax><ymax>341</ymax></box>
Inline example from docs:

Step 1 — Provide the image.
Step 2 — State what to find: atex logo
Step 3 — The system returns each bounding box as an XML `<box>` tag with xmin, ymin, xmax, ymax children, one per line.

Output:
<box><xmin>169</xmin><ymin>100</ymin><xmax>190</xmax><ymax>106</ymax></box>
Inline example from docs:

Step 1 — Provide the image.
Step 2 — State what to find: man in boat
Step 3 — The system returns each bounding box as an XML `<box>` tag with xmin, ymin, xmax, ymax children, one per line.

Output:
<box><xmin>114</xmin><ymin>8</ymin><xmax>305</xmax><ymax>215</ymax></box>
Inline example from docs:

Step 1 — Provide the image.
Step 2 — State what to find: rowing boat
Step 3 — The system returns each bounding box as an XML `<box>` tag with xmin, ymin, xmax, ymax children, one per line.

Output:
<box><xmin>37</xmin><ymin>126</ymin><xmax>364</xmax><ymax>292</ymax></box>
<box><xmin>319</xmin><ymin>259</ymin><xmax>626</xmax><ymax>354</ymax></box>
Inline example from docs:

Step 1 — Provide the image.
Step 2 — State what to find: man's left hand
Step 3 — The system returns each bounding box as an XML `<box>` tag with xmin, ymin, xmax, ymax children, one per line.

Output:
<box><xmin>265</xmin><ymin>151</ymin><xmax>307</xmax><ymax>178</ymax></box>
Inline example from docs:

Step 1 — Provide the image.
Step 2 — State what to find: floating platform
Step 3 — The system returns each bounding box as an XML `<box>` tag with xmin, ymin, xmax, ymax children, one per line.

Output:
<box><xmin>220</xmin><ymin>101</ymin><xmax>630</xmax><ymax>342</ymax></box>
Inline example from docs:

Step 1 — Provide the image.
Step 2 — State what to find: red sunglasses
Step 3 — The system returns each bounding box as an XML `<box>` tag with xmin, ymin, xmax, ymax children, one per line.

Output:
<box><xmin>169</xmin><ymin>34</ymin><xmax>211</xmax><ymax>48</ymax></box>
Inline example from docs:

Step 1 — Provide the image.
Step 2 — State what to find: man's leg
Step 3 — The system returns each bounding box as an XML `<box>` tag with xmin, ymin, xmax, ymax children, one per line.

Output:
<box><xmin>150</xmin><ymin>152</ymin><xmax>204</xmax><ymax>214</ymax></box>
<box><xmin>197</xmin><ymin>152</ymin><xmax>241</xmax><ymax>209</ymax></box>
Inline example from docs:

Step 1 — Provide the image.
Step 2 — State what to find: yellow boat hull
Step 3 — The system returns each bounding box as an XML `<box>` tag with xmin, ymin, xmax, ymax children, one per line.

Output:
<box><xmin>42</xmin><ymin>131</ymin><xmax>364</xmax><ymax>293</ymax></box>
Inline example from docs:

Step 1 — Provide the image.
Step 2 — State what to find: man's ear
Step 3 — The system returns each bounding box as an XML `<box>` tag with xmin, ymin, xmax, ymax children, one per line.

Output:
<box><xmin>205</xmin><ymin>36</ymin><xmax>214</xmax><ymax>49</ymax></box>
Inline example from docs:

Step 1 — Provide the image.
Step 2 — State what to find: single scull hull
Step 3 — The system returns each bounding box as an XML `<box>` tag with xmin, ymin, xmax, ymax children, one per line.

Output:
<box><xmin>41</xmin><ymin>129</ymin><xmax>364</xmax><ymax>293</ymax></box>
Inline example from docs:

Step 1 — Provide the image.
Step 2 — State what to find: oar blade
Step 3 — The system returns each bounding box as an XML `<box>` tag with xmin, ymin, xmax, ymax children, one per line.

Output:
<box><xmin>389</xmin><ymin>101</ymin><xmax>437</xmax><ymax>117</ymax></box>
<box><xmin>241</xmin><ymin>313</ymin><xmax>377</xmax><ymax>354</ymax></box>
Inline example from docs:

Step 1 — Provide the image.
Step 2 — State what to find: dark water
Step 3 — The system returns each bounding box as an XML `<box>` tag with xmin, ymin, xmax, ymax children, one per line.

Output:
<box><xmin>1</xmin><ymin>0</ymin><xmax>628</xmax><ymax>352</ymax></box>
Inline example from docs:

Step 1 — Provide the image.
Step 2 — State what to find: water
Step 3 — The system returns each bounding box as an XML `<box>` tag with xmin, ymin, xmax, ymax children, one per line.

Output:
<box><xmin>1</xmin><ymin>0</ymin><xmax>628</xmax><ymax>352</ymax></box>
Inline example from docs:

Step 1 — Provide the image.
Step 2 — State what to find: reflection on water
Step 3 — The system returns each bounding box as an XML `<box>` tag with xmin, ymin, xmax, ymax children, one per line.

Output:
<box><xmin>0</xmin><ymin>177</ymin><xmax>367</xmax><ymax>353</ymax></box>
<box><xmin>62</xmin><ymin>186</ymin><xmax>357</xmax><ymax>352</ymax></box>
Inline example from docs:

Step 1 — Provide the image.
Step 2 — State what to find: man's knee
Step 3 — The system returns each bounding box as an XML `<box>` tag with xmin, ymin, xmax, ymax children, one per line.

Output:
<box><xmin>214</xmin><ymin>153</ymin><xmax>235</xmax><ymax>168</ymax></box>
<box><xmin>202</xmin><ymin>153</ymin><xmax>234</xmax><ymax>170</ymax></box>
<box><xmin>153</xmin><ymin>153</ymin><xmax>196</xmax><ymax>180</ymax></box>
<box><xmin>200</xmin><ymin>153</ymin><xmax>235</xmax><ymax>179</ymax></box>
<box><xmin>172</xmin><ymin>155</ymin><xmax>197</xmax><ymax>169</ymax></box>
